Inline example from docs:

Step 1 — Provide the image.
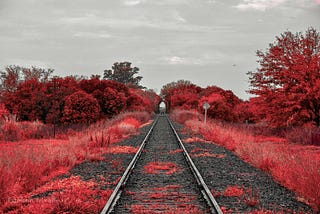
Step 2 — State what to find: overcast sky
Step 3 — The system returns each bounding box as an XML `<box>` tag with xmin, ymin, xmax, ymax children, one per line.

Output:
<box><xmin>0</xmin><ymin>0</ymin><xmax>319</xmax><ymax>99</ymax></box>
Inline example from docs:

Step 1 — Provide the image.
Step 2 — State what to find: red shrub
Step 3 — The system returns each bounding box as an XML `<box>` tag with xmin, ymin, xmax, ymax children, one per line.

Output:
<box><xmin>1</xmin><ymin>121</ymin><xmax>19</xmax><ymax>141</ymax></box>
<box><xmin>62</xmin><ymin>90</ymin><xmax>100</xmax><ymax>124</ymax></box>
<box><xmin>93</xmin><ymin>87</ymin><xmax>127</xmax><ymax>117</ymax></box>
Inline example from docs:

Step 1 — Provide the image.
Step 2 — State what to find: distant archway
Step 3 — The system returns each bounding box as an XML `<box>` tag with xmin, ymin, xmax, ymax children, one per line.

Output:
<box><xmin>157</xmin><ymin>100</ymin><xmax>170</xmax><ymax>114</ymax></box>
<box><xmin>159</xmin><ymin>101</ymin><xmax>166</xmax><ymax>113</ymax></box>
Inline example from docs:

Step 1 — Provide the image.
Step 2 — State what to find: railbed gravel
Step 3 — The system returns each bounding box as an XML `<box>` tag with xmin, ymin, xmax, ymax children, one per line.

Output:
<box><xmin>172</xmin><ymin>121</ymin><xmax>314</xmax><ymax>213</ymax></box>
<box><xmin>63</xmin><ymin>115</ymin><xmax>314</xmax><ymax>213</ymax></box>
<box><xmin>111</xmin><ymin>115</ymin><xmax>211</xmax><ymax>213</ymax></box>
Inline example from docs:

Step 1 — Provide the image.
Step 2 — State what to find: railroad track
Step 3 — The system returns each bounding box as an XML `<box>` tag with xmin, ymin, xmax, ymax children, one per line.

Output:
<box><xmin>100</xmin><ymin>114</ymin><xmax>223</xmax><ymax>214</ymax></box>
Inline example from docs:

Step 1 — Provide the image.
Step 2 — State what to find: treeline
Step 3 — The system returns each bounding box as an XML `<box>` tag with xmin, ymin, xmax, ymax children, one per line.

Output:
<box><xmin>161</xmin><ymin>80</ymin><xmax>252</xmax><ymax>123</ymax></box>
<box><xmin>162</xmin><ymin>28</ymin><xmax>320</xmax><ymax>129</ymax></box>
<box><xmin>0</xmin><ymin>64</ymin><xmax>160</xmax><ymax>124</ymax></box>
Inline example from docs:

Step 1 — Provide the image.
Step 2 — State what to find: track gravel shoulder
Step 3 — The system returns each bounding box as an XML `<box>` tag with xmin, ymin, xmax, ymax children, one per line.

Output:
<box><xmin>172</xmin><ymin>122</ymin><xmax>314</xmax><ymax>213</ymax></box>
<box><xmin>69</xmin><ymin>123</ymin><xmax>153</xmax><ymax>191</ymax></box>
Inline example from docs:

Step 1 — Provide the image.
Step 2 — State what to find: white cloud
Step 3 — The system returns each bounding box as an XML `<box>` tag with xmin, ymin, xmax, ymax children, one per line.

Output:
<box><xmin>234</xmin><ymin>0</ymin><xmax>287</xmax><ymax>11</ymax></box>
<box><xmin>73</xmin><ymin>32</ymin><xmax>112</xmax><ymax>39</ymax></box>
<box><xmin>172</xmin><ymin>10</ymin><xmax>186</xmax><ymax>23</ymax></box>
<box><xmin>123</xmin><ymin>0</ymin><xmax>142</xmax><ymax>6</ymax></box>
<box><xmin>163</xmin><ymin>53</ymin><xmax>224</xmax><ymax>65</ymax></box>
<box><xmin>166</xmin><ymin>56</ymin><xmax>185</xmax><ymax>65</ymax></box>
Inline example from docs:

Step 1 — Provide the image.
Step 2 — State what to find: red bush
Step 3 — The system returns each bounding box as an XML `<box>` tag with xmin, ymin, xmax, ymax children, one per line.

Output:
<box><xmin>93</xmin><ymin>87</ymin><xmax>127</xmax><ymax>117</ymax></box>
<box><xmin>62</xmin><ymin>90</ymin><xmax>100</xmax><ymax>124</ymax></box>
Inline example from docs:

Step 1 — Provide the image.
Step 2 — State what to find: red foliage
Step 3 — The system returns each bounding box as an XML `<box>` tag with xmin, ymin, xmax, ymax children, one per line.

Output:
<box><xmin>199</xmin><ymin>86</ymin><xmax>242</xmax><ymax>122</ymax></box>
<box><xmin>127</xmin><ymin>88</ymin><xmax>161</xmax><ymax>113</ymax></box>
<box><xmin>62</xmin><ymin>90</ymin><xmax>100</xmax><ymax>124</ymax></box>
<box><xmin>3</xmin><ymin>74</ymin><xmax>158</xmax><ymax>125</ymax></box>
<box><xmin>160</xmin><ymin>80</ymin><xmax>244</xmax><ymax>122</ymax></box>
<box><xmin>0</xmin><ymin>111</ymin><xmax>151</xmax><ymax>212</ymax></box>
<box><xmin>93</xmin><ymin>87</ymin><xmax>127</xmax><ymax>117</ymax></box>
<box><xmin>248</xmin><ymin>27</ymin><xmax>320</xmax><ymax>127</ymax></box>
<box><xmin>0</xmin><ymin>104</ymin><xmax>9</xmax><ymax>121</ymax></box>
<box><xmin>171</xmin><ymin>91</ymin><xmax>199</xmax><ymax>110</ymax></box>
<box><xmin>126</xmin><ymin>90</ymin><xmax>148</xmax><ymax>112</ymax></box>
<box><xmin>160</xmin><ymin>80</ymin><xmax>202</xmax><ymax>111</ymax></box>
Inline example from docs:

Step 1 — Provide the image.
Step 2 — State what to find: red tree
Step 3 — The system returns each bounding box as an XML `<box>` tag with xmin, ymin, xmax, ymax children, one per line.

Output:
<box><xmin>4</xmin><ymin>78</ymin><xmax>49</xmax><ymax>121</ymax></box>
<box><xmin>248</xmin><ymin>27</ymin><xmax>320</xmax><ymax>127</ymax></box>
<box><xmin>127</xmin><ymin>88</ymin><xmax>161</xmax><ymax>112</ymax></box>
<box><xmin>160</xmin><ymin>80</ymin><xmax>202</xmax><ymax>111</ymax></box>
<box><xmin>62</xmin><ymin>91</ymin><xmax>100</xmax><ymax>124</ymax></box>
<box><xmin>45</xmin><ymin>77</ymin><xmax>79</xmax><ymax>124</ymax></box>
<box><xmin>93</xmin><ymin>87</ymin><xmax>127</xmax><ymax>117</ymax></box>
<box><xmin>199</xmin><ymin>93</ymin><xmax>235</xmax><ymax>122</ymax></box>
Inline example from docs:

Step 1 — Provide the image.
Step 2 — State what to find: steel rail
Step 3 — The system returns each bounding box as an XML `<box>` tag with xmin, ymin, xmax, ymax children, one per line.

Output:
<box><xmin>165</xmin><ymin>114</ymin><xmax>223</xmax><ymax>214</ymax></box>
<box><xmin>100</xmin><ymin>114</ymin><xmax>222</xmax><ymax>214</ymax></box>
<box><xmin>100</xmin><ymin>115</ymin><xmax>160</xmax><ymax>214</ymax></box>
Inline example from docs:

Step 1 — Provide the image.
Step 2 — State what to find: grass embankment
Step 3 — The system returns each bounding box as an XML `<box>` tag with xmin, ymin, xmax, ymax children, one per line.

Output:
<box><xmin>171</xmin><ymin>109</ymin><xmax>320</xmax><ymax>211</ymax></box>
<box><xmin>0</xmin><ymin>111</ymin><xmax>151</xmax><ymax>213</ymax></box>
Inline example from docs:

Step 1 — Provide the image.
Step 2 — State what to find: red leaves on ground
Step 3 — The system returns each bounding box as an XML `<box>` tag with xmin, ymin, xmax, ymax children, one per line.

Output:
<box><xmin>223</xmin><ymin>185</ymin><xmax>245</xmax><ymax>197</ymax></box>
<box><xmin>183</xmin><ymin>137</ymin><xmax>208</xmax><ymax>143</ymax></box>
<box><xmin>190</xmin><ymin>148</ymin><xmax>226</xmax><ymax>158</ymax></box>
<box><xmin>127</xmin><ymin>185</ymin><xmax>201</xmax><ymax>213</ymax></box>
<box><xmin>2</xmin><ymin>176</ymin><xmax>112</xmax><ymax>213</ymax></box>
<box><xmin>105</xmin><ymin>146</ymin><xmax>138</xmax><ymax>154</ymax></box>
<box><xmin>169</xmin><ymin>149</ymin><xmax>183</xmax><ymax>154</ymax></box>
<box><xmin>144</xmin><ymin>162</ymin><xmax>180</xmax><ymax>175</ymax></box>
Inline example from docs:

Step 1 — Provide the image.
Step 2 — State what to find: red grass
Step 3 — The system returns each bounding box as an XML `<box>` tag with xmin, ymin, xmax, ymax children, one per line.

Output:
<box><xmin>171</xmin><ymin>109</ymin><xmax>320</xmax><ymax>211</ymax></box>
<box><xmin>2</xmin><ymin>176</ymin><xmax>113</xmax><ymax>213</ymax></box>
<box><xmin>144</xmin><ymin>162</ymin><xmax>180</xmax><ymax>175</ymax></box>
<box><xmin>0</xmin><ymin>111</ymin><xmax>151</xmax><ymax>212</ymax></box>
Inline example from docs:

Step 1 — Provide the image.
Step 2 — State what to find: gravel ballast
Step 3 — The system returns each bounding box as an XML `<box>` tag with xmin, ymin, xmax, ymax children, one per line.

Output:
<box><xmin>68</xmin><ymin>115</ymin><xmax>314</xmax><ymax>213</ymax></box>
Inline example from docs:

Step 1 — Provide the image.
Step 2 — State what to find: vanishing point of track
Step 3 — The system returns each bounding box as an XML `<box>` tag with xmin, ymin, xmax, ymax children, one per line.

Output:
<box><xmin>100</xmin><ymin>114</ymin><xmax>223</xmax><ymax>214</ymax></box>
